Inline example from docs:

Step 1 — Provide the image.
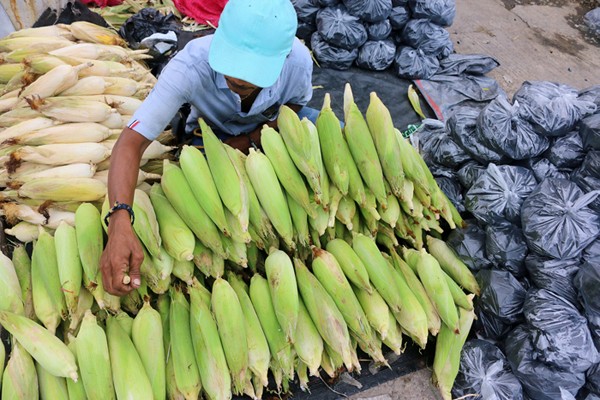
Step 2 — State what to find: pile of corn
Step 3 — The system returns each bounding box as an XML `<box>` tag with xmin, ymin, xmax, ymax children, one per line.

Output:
<box><xmin>90</xmin><ymin>0</ymin><xmax>182</xmax><ymax>30</ymax></box>
<box><xmin>0</xmin><ymin>86</ymin><xmax>476</xmax><ymax>399</ymax></box>
<box><xmin>0</xmin><ymin>22</ymin><xmax>175</xmax><ymax>240</ymax></box>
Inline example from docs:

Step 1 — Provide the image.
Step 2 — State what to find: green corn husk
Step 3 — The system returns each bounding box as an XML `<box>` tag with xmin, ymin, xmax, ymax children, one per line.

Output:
<box><xmin>1</xmin><ymin>342</ymin><xmax>39</xmax><ymax>400</ymax></box>
<box><xmin>0</xmin><ymin>251</ymin><xmax>24</xmax><ymax>315</ymax></box>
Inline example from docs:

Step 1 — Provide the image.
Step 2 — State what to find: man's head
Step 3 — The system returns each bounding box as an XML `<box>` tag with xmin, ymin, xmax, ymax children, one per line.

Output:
<box><xmin>208</xmin><ymin>0</ymin><xmax>298</xmax><ymax>89</ymax></box>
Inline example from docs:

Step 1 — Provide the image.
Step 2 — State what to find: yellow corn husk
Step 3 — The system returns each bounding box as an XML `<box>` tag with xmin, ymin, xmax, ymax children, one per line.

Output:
<box><xmin>98</xmin><ymin>112</ymin><xmax>125</xmax><ymax>129</ymax></box>
<box><xmin>170</xmin><ymin>286</ymin><xmax>202</xmax><ymax>400</ymax></box>
<box><xmin>0</xmin><ymin>108</ymin><xmax>42</xmax><ymax>127</ymax></box>
<box><xmin>0</xmin><ymin>63</ymin><xmax>25</xmax><ymax>83</ymax></box>
<box><xmin>17</xmin><ymin>177</ymin><xmax>106</xmax><ymax>202</ymax></box>
<box><xmin>10</xmin><ymin>142</ymin><xmax>110</xmax><ymax>166</ymax></box>
<box><xmin>132</xmin><ymin>299</ymin><xmax>166</xmax><ymax>400</ymax></box>
<box><xmin>59</xmin><ymin>57</ymin><xmax>134</xmax><ymax>78</ymax></box>
<box><xmin>31</xmin><ymin>228</ymin><xmax>67</xmax><ymax>333</ymax></box>
<box><xmin>265</xmin><ymin>249</ymin><xmax>299</xmax><ymax>344</ymax></box>
<box><xmin>66</xmin><ymin>335</ymin><xmax>87</xmax><ymax>400</ymax></box>
<box><xmin>8</xmin><ymin>24</ymin><xmax>73</xmax><ymax>39</ymax></box>
<box><xmin>54</xmin><ymin>221</ymin><xmax>82</xmax><ymax>318</ymax></box>
<box><xmin>106</xmin><ymin>316</ymin><xmax>153</xmax><ymax>399</ymax></box>
<box><xmin>294</xmin><ymin>257</ymin><xmax>354</xmax><ymax>371</ymax></box>
<box><xmin>0</xmin><ymin>96</ymin><xmax>19</xmax><ymax>113</ymax></box>
<box><xmin>68</xmin><ymin>21</ymin><xmax>126</xmax><ymax>45</ymax></box>
<box><xmin>426</xmin><ymin>235</ymin><xmax>480</xmax><ymax>295</ymax></box>
<box><xmin>103</xmin><ymin>76</ymin><xmax>150</xmax><ymax>96</ymax></box>
<box><xmin>9</xmin><ymin>164</ymin><xmax>97</xmax><ymax>185</ymax></box>
<box><xmin>249</xmin><ymin>274</ymin><xmax>295</xmax><ymax>380</ymax></box>
<box><xmin>0</xmin><ymin>251</ymin><xmax>24</xmax><ymax>315</ymax></box>
<box><xmin>93</xmin><ymin>169</ymin><xmax>159</xmax><ymax>186</ymax></box>
<box><xmin>212</xmin><ymin>278</ymin><xmax>249</xmax><ymax>395</ymax></box>
<box><xmin>73</xmin><ymin>94</ymin><xmax>142</xmax><ymax>115</ymax></box>
<box><xmin>1</xmin><ymin>341</ymin><xmax>38</xmax><ymax>399</ymax></box>
<box><xmin>141</xmin><ymin>140</ymin><xmax>175</xmax><ymax>160</ymax></box>
<box><xmin>26</xmin><ymin>95</ymin><xmax>116</xmax><ymax>123</ymax></box>
<box><xmin>36</xmin><ymin>361</ymin><xmax>69</xmax><ymax>399</ymax></box>
<box><xmin>179</xmin><ymin>145</ymin><xmax>229</xmax><ymax>236</ymax></box>
<box><xmin>433</xmin><ymin>303</ymin><xmax>475</xmax><ymax>400</ymax></box>
<box><xmin>50</xmin><ymin>43</ymin><xmax>142</xmax><ymax>61</ymax></box>
<box><xmin>0</xmin><ymin>116</ymin><xmax>57</xmax><ymax>142</ymax></box>
<box><xmin>11</xmin><ymin>245</ymin><xmax>34</xmax><ymax>319</ymax></box>
<box><xmin>352</xmin><ymin>284</ymin><xmax>390</xmax><ymax>340</ymax></box>
<box><xmin>366</xmin><ymin>92</ymin><xmax>406</xmax><ymax>197</ymax></box>
<box><xmin>131</xmin><ymin>188</ymin><xmax>161</xmax><ymax>258</ymax></box>
<box><xmin>75</xmin><ymin>203</ymin><xmax>103</xmax><ymax>286</ymax></box>
<box><xmin>294</xmin><ymin>298</ymin><xmax>324</xmax><ymax>377</ymax></box>
<box><xmin>0</xmin><ymin>310</ymin><xmax>77</xmax><ymax>380</ymax></box>
<box><xmin>188</xmin><ymin>279</ymin><xmax>232</xmax><ymax>400</ymax></box>
<box><xmin>68</xmin><ymin>287</ymin><xmax>93</xmax><ymax>333</ymax></box>
<box><xmin>343</xmin><ymin>83</ymin><xmax>387</xmax><ymax>206</ymax></box>
<box><xmin>246</xmin><ymin>148</ymin><xmax>294</xmax><ymax>249</ymax></box>
<box><xmin>161</xmin><ymin>160</ymin><xmax>225</xmax><ymax>257</ymax></box>
<box><xmin>25</xmin><ymin>54</ymin><xmax>68</xmax><ymax>74</ymax></box>
<box><xmin>391</xmin><ymin>249</ymin><xmax>441</xmax><ymax>336</ymax></box>
<box><xmin>261</xmin><ymin>126</ymin><xmax>315</xmax><ymax>218</ymax></box>
<box><xmin>60</xmin><ymin>76</ymin><xmax>112</xmax><ymax>96</ymax></box>
<box><xmin>20</xmin><ymin>63</ymin><xmax>91</xmax><ymax>99</ymax></box>
<box><xmin>228</xmin><ymin>272</ymin><xmax>270</xmax><ymax>387</ymax></box>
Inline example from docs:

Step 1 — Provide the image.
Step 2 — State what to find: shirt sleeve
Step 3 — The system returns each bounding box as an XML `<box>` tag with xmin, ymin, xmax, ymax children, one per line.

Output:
<box><xmin>127</xmin><ymin>54</ymin><xmax>193</xmax><ymax>141</ymax></box>
<box><xmin>285</xmin><ymin>40</ymin><xmax>314</xmax><ymax>107</ymax></box>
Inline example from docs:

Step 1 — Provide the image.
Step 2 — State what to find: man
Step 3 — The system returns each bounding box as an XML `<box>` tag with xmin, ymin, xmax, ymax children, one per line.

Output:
<box><xmin>101</xmin><ymin>0</ymin><xmax>313</xmax><ymax>296</ymax></box>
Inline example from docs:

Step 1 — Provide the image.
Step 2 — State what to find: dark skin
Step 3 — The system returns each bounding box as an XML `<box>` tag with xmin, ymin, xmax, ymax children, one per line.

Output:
<box><xmin>101</xmin><ymin>76</ymin><xmax>302</xmax><ymax>296</ymax></box>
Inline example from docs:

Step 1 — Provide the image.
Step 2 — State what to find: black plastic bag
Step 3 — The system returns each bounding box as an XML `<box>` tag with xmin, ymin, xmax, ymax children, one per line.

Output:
<box><xmin>366</xmin><ymin>20</ymin><xmax>392</xmax><ymax>40</ymax></box>
<box><xmin>580</xmin><ymin>85</ymin><xmax>600</xmax><ymax>109</ymax></box>
<box><xmin>529</xmin><ymin>158</ymin><xmax>571</xmax><ymax>182</ymax></box>
<box><xmin>392</xmin><ymin>0</ymin><xmax>409</xmax><ymax>5</ymax></box>
<box><xmin>389</xmin><ymin>5</ymin><xmax>410</xmax><ymax>30</ymax></box>
<box><xmin>571</xmin><ymin>150</ymin><xmax>600</xmax><ymax>211</ymax></box>
<box><xmin>475</xmin><ymin>309</ymin><xmax>514</xmax><ymax>340</ymax></box>
<box><xmin>524</xmin><ymin>288</ymin><xmax>600</xmax><ymax>372</ymax></box>
<box><xmin>514</xmin><ymin>81</ymin><xmax>597</xmax><ymax>137</ymax></box>
<box><xmin>446</xmin><ymin>221</ymin><xmax>492</xmax><ymax>272</ymax></box>
<box><xmin>574</xmin><ymin>262</ymin><xmax>600</xmax><ymax>349</ymax></box>
<box><xmin>437</xmin><ymin>53</ymin><xmax>500</xmax><ymax>76</ymax></box>
<box><xmin>297</xmin><ymin>21</ymin><xmax>317</xmax><ymax>41</ymax></box>
<box><xmin>585</xmin><ymin>7</ymin><xmax>600</xmax><ymax>35</ymax></box>
<box><xmin>505</xmin><ymin>324</ymin><xmax>587</xmax><ymax>400</ymax></box>
<box><xmin>311</xmin><ymin>32</ymin><xmax>359</xmax><ymax>70</ymax></box>
<box><xmin>319</xmin><ymin>0</ymin><xmax>341</xmax><ymax>6</ymax></box>
<box><xmin>476</xmin><ymin>269</ymin><xmax>527</xmax><ymax>326</ymax></box>
<box><xmin>401</xmin><ymin>19</ymin><xmax>453</xmax><ymax>57</ymax></box>
<box><xmin>342</xmin><ymin>0</ymin><xmax>393</xmax><ymax>23</ymax></box>
<box><xmin>581</xmin><ymin>113</ymin><xmax>600</xmax><ymax>151</ymax></box>
<box><xmin>521</xmin><ymin>178</ymin><xmax>600</xmax><ymax>259</ymax></box>
<box><xmin>524</xmin><ymin>253</ymin><xmax>581</xmax><ymax>306</ymax></box>
<box><xmin>584</xmin><ymin>239</ymin><xmax>600</xmax><ymax>264</ymax></box>
<box><xmin>393</xmin><ymin>46</ymin><xmax>440</xmax><ymax>79</ymax></box>
<box><xmin>316</xmin><ymin>5</ymin><xmax>368</xmax><ymax>50</ymax></box>
<box><xmin>448</xmin><ymin>106</ymin><xmax>508</xmax><ymax>164</ymax></box>
<box><xmin>485</xmin><ymin>222</ymin><xmax>528</xmax><ymax>277</ymax></box>
<box><xmin>292</xmin><ymin>0</ymin><xmax>321</xmax><ymax>23</ymax></box>
<box><xmin>33</xmin><ymin>1</ymin><xmax>109</xmax><ymax>27</ymax></box>
<box><xmin>452</xmin><ymin>339</ymin><xmax>524</xmax><ymax>400</ymax></box>
<box><xmin>356</xmin><ymin>40</ymin><xmax>396</xmax><ymax>71</ymax></box>
<box><xmin>477</xmin><ymin>95</ymin><xmax>550</xmax><ymax>160</ymax></box>
<box><xmin>418</xmin><ymin>119</ymin><xmax>470</xmax><ymax>168</ymax></box>
<box><xmin>119</xmin><ymin>8</ymin><xmax>181</xmax><ymax>47</ymax></box>
<box><xmin>457</xmin><ymin>161</ymin><xmax>485</xmax><ymax>189</ymax></box>
<box><xmin>465</xmin><ymin>163</ymin><xmax>538</xmax><ymax>225</ymax></box>
<box><xmin>409</xmin><ymin>0</ymin><xmax>456</xmax><ymax>27</ymax></box>
<box><xmin>546</xmin><ymin>131</ymin><xmax>585</xmax><ymax>169</ymax></box>
<box><xmin>589</xmin><ymin>363</ymin><xmax>600</xmax><ymax>395</ymax></box>
<box><xmin>435</xmin><ymin>176</ymin><xmax>465</xmax><ymax>213</ymax></box>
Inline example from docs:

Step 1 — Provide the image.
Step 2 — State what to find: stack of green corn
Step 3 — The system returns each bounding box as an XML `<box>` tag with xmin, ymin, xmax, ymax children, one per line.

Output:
<box><xmin>89</xmin><ymin>0</ymin><xmax>183</xmax><ymax>30</ymax></box>
<box><xmin>0</xmin><ymin>86</ymin><xmax>477</xmax><ymax>399</ymax></box>
<box><xmin>0</xmin><ymin>23</ymin><xmax>176</xmax><ymax>241</ymax></box>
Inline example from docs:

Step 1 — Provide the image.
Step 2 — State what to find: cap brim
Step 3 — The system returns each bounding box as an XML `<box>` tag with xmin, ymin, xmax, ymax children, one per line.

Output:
<box><xmin>209</xmin><ymin>33</ymin><xmax>286</xmax><ymax>88</ymax></box>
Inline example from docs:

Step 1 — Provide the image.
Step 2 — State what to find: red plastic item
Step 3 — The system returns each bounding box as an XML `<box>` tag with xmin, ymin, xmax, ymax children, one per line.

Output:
<box><xmin>80</xmin><ymin>0</ymin><xmax>124</xmax><ymax>7</ymax></box>
<box><xmin>173</xmin><ymin>0</ymin><xmax>228</xmax><ymax>26</ymax></box>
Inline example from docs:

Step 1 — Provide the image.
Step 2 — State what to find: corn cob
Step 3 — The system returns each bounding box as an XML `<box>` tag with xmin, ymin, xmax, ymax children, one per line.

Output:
<box><xmin>309</xmin><ymin>197</ymin><xmax>329</xmax><ymax>236</ymax></box>
<box><xmin>0</xmin><ymin>96</ymin><xmax>19</xmax><ymax>113</ymax></box>
<box><xmin>221</xmin><ymin>235</ymin><xmax>248</xmax><ymax>267</ymax></box>
<box><xmin>179</xmin><ymin>145</ymin><xmax>229</xmax><ymax>236</ymax></box>
<box><xmin>171</xmin><ymin>259</ymin><xmax>194</xmax><ymax>285</ymax></box>
<box><xmin>188</xmin><ymin>278</ymin><xmax>232</xmax><ymax>400</ymax></box>
<box><xmin>224</xmin><ymin>208</ymin><xmax>251</xmax><ymax>243</ymax></box>
<box><xmin>115</xmin><ymin>311</ymin><xmax>134</xmax><ymax>337</ymax></box>
<box><xmin>20</xmin><ymin>63</ymin><xmax>91</xmax><ymax>99</ymax></box>
<box><xmin>1</xmin><ymin>342</ymin><xmax>38</xmax><ymax>399</ymax></box>
<box><xmin>60</xmin><ymin>75</ymin><xmax>111</xmax><ymax>96</ymax></box>
<box><xmin>336</xmin><ymin>196</ymin><xmax>356</xmax><ymax>230</ymax></box>
<box><xmin>36</xmin><ymin>361</ymin><xmax>69</xmax><ymax>400</ymax></box>
<box><xmin>228</xmin><ymin>272</ymin><xmax>271</xmax><ymax>387</ymax></box>
<box><xmin>99</xmin><ymin>111</ymin><xmax>125</xmax><ymax>129</ymax></box>
<box><xmin>293</xmin><ymin>298</ymin><xmax>324</xmax><ymax>377</ymax></box>
<box><xmin>265</xmin><ymin>249</ymin><xmax>299</xmax><ymax>344</ymax></box>
<box><xmin>286</xmin><ymin>192</ymin><xmax>310</xmax><ymax>250</ymax></box>
<box><xmin>11</xmin><ymin>245</ymin><xmax>34</xmax><ymax>318</ymax></box>
<box><xmin>366</xmin><ymin>92</ymin><xmax>406</xmax><ymax>197</ymax></box>
<box><xmin>192</xmin><ymin>238</ymin><xmax>220</xmax><ymax>278</ymax></box>
<box><xmin>66</xmin><ymin>335</ymin><xmax>87</xmax><ymax>400</ymax></box>
<box><xmin>249</xmin><ymin>274</ymin><xmax>295</xmax><ymax>380</ymax></box>
<box><xmin>16</xmin><ymin>177</ymin><xmax>106</xmax><ymax>202</ymax></box>
<box><xmin>8</xmin><ymin>24</ymin><xmax>73</xmax><ymax>39</ymax></box>
<box><xmin>212</xmin><ymin>278</ymin><xmax>249</xmax><ymax>394</ymax></box>
<box><xmin>156</xmin><ymin>293</ymin><xmax>171</xmax><ymax>354</ymax></box>
<box><xmin>378</xmin><ymin>186</ymin><xmax>400</xmax><ymax>228</ymax></box>
<box><xmin>326</xmin><ymin>184</ymin><xmax>343</xmax><ymax>228</ymax></box>
<box><xmin>50</xmin><ymin>43</ymin><xmax>146</xmax><ymax>62</ymax></box>
<box><xmin>161</xmin><ymin>160</ymin><xmax>225</xmax><ymax>257</ymax></box>
<box><xmin>68</xmin><ymin>287</ymin><xmax>93</xmax><ymax>333</ymax></box>
<box><xmin>294</xmin><ymin>257</ymin><xmax>354</xmax><ymax>371</ymax></box>
<box><xmin>381</xmin><ymin>309</ymin><xmax>403</xmax><ymax>355</ymax></box>
<box><xmin>0</xmin><ymin>108</ymin><xmax>43</xmax><ymax>127</ymax></box>
<box><xmin>352</xmin><ymin>284</ymin><xmax>390</xmax><ymax>340</ymax></box>
<box><xmin>74</xmin><ymin>203</ymin><xmax>103</xmax><ymax>289</ymax></box>
<box><xmin>26</xmin><ymin>95</ymin><xmax>115</xmax><ymax>123</ymax></box>
<box><xmin>320</xmin><ymin>348</ymin><xmax>336</xmax><ymax>379</ymax></box>
<box><xmin>433</xmin><ymin>303</ymin><xmax>475</xmax><ymax>400</ymax></box>
<box><xmin>170</xmin><ymin>286</ymin><xmax>201</xmax><ymax>399</ymax></box>
<box><xmin>426</xmin><ymin>236</ymin><xmax>480</xmax><ymax>295</ymax></box>
<box><xmin>246</xmin><ymin>148</ymin><xmax>295</xmax><ymax>249</ymax></box>
<box><xmin>443</xmin><ymin>272</ymin><xmax>474</xmax><ymax>311</ymax></box>
<box><xmin>261</xmin><ymin>126</ymin><xmax>315</xmax><ymax>218</ymax></box>
<box><xmin>0</xmin><ymin>250</ymin><xmax>23</xmax><ymax>315</ymax></box>
<box><xmin>131</xmin><ymin>188</ymin><xmax>161</xmax><ymax>258</ymax></box>
<box><xmin>54</xmin><ymin>221</ymin><xmax>82</xmax><ymax>318</ymax></box>
<box><xmin>0</xmin><ymin>116</ymin><xmax>57</xmax><ymax>142</ymax></box>
<box><xmin>103</xmin><ymin>76</ymin><xmax>151</xmax><ymax>96</ymax></box>
<box><xmin>106</xmin><ymin>315</ymin><xmax>154</xmax><ymax>399</ymax></box>
<box><xmin>0</xmin><ymin>310</ymin><xmax>77</xmax><ymax>380</ymax></box>
<box><xmin>0</xmin><ymin>63</ymin><xmax>25</xmax><ymax>83</ymax></box>
<box><xmin>10</xmin><ymin>142</ymin><xmax>110</xmax><ymax>166</ymax></box>
<box><xmin>68</xmin><ymin>21</ymin><xmax>125</xmax><ymax>45</ymax></box>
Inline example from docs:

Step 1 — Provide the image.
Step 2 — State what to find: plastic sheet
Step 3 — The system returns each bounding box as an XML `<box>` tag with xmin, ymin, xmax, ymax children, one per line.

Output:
<box><xmin>311</xmin><ymin>32</ymin><xmax>358</xmax><ymax>70</ymax></box>
<box><xmin>342</xmin><ymin>0</ymin><xmax>393</xmax><ymax>23</ymax></box>
<box><xmin>580</xmin><ymin>85</ymin><xmax>600</xmax><ymax>109</ymax></box>
<box><xmin>505</xmin><ymin>324</ymin><xmax>587</xmax><ymax>400</ymax></box>
<box><xmin>393</xmin><ymin>46</ymin><xmax>439</xmax><ymax>79</ymax></box>
<box><xmin>478</xmin><ymin>95</ymin><xmax>550</xmax><ymax>160</ymax></box>
<box><xmin>574</xmin><ymin>262</ymin><xmax>600</xmax><ymax>350</ymax></box>
<box><xmin>418</xmin><ymin>119</ymin><xmax>470</xmax><ymax>168</ymax></box>
<box><xmin>546</xmin><ymin>131</ymin><xmax>585</xmax><ymax>169</ymax></box>
<box><xmin>476</xmin><ymin>269</ymin><xmax>527</xmax><ymax>326</ymax></box>
<box><xmin>457</xmin><ymin>160</ymin><xmax>485</xmax><ymax>189</ymax></box>
<box><xmin>401</xmin><ymin>19</ymin><xmax>453</xmax><ymax>57</ymax></box>
<box><xmin>465</xmin><ymin>163</ymin><xmax>538</xmax><ymax>225</ymax></box>
<box><xmin>389</xmin><ymin>5</ymin><xmax>410</xmax><ymax>30</ymax></box>
<box><xmin>366</xmin><ymin>20</ymin><xmax>392</xmax><ymax>40</ymax></box>
<box><xmin>408</xmin><ymin>0</ymin><xmax>456</xmax><ymax>27</ymax></box>
<box><xmin>514</xmin><ymin>81</ymin><xmax>597</xmax><ymax>137</ymax></box>
<box><xmin>446</xmin><ymin>221</ymin><xmax>492</xmax><ymax>272</ymax></box>
<box><xmin>524</xmin><ymin>254</ymin><xmax>580</xmax><ymax>306</ymax></box>
<box><xmin>485</xmin><ymin>222</ymin><xmax>528</xmax><ymax>277</ymax></box>
<box><xmin>435</xmin><ymin>176</ymin><xmax>465</xmax><ymax>213</ymax></box>
<box><xmin>437</xmin><ymin>53</ymin><xmax>500</xmax><ymax>76</ymax></box>
<box><xmin>524</xmin><ymin>288</ymin><xmax>600</xmax><ymax>372</ymax></box>
<box><xmin>316</xmin><ymin>5</ymin><xmax>368</xmax><ymax>50</ymax></box>
<box><xmin>521</xmin><ymin>178</ymin><xmax>600</xmax><ymax>259</ymax></box>
<box><xmin>529</xmin><ymin>158</ymin><xmax>571</xmax><ymax>182</ymax></box>
<box><xmin>292</xmin><ymin>0</ymin><xmax>321</xmax><ymax>23</ymax></box>
<box><xmin>452</xmin><ymin>339</ymin><xmax>524</xmax><ymax>400</ymax></box>
<box><xmin>356</xmin><ymin>40</ymin><xmax>396</xmax><ymax>71</ymax></box>
<box><xmin>581</xmin><ymin>113</ymin><xmax>600</xmax><ymax>151</ymax></box>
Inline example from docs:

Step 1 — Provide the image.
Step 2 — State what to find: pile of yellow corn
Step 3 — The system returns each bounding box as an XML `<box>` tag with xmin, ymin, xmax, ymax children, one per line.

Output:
<box><xmin>0</xmin><ymin>23</ymin><xmax>176</xmax><ymax>241</ymax></box>
<box><xmin>0</xmin><ymin>85</ymin><xmax>477</xmax><ymax>399</ymax></box>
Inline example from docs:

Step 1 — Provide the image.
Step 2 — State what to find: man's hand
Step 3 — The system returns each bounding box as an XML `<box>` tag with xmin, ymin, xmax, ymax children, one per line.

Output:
<box><xmin>100</xmin><ymin>211</ymin><xmax>144</xmax><ymax>296</ymax></box>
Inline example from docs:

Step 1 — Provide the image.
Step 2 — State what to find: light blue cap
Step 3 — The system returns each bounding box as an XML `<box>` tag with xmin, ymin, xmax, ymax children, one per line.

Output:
<box><xmin>208</xmin><ymin>0</ymin><xmax>298</xmax><ymax>88</ymax></box>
